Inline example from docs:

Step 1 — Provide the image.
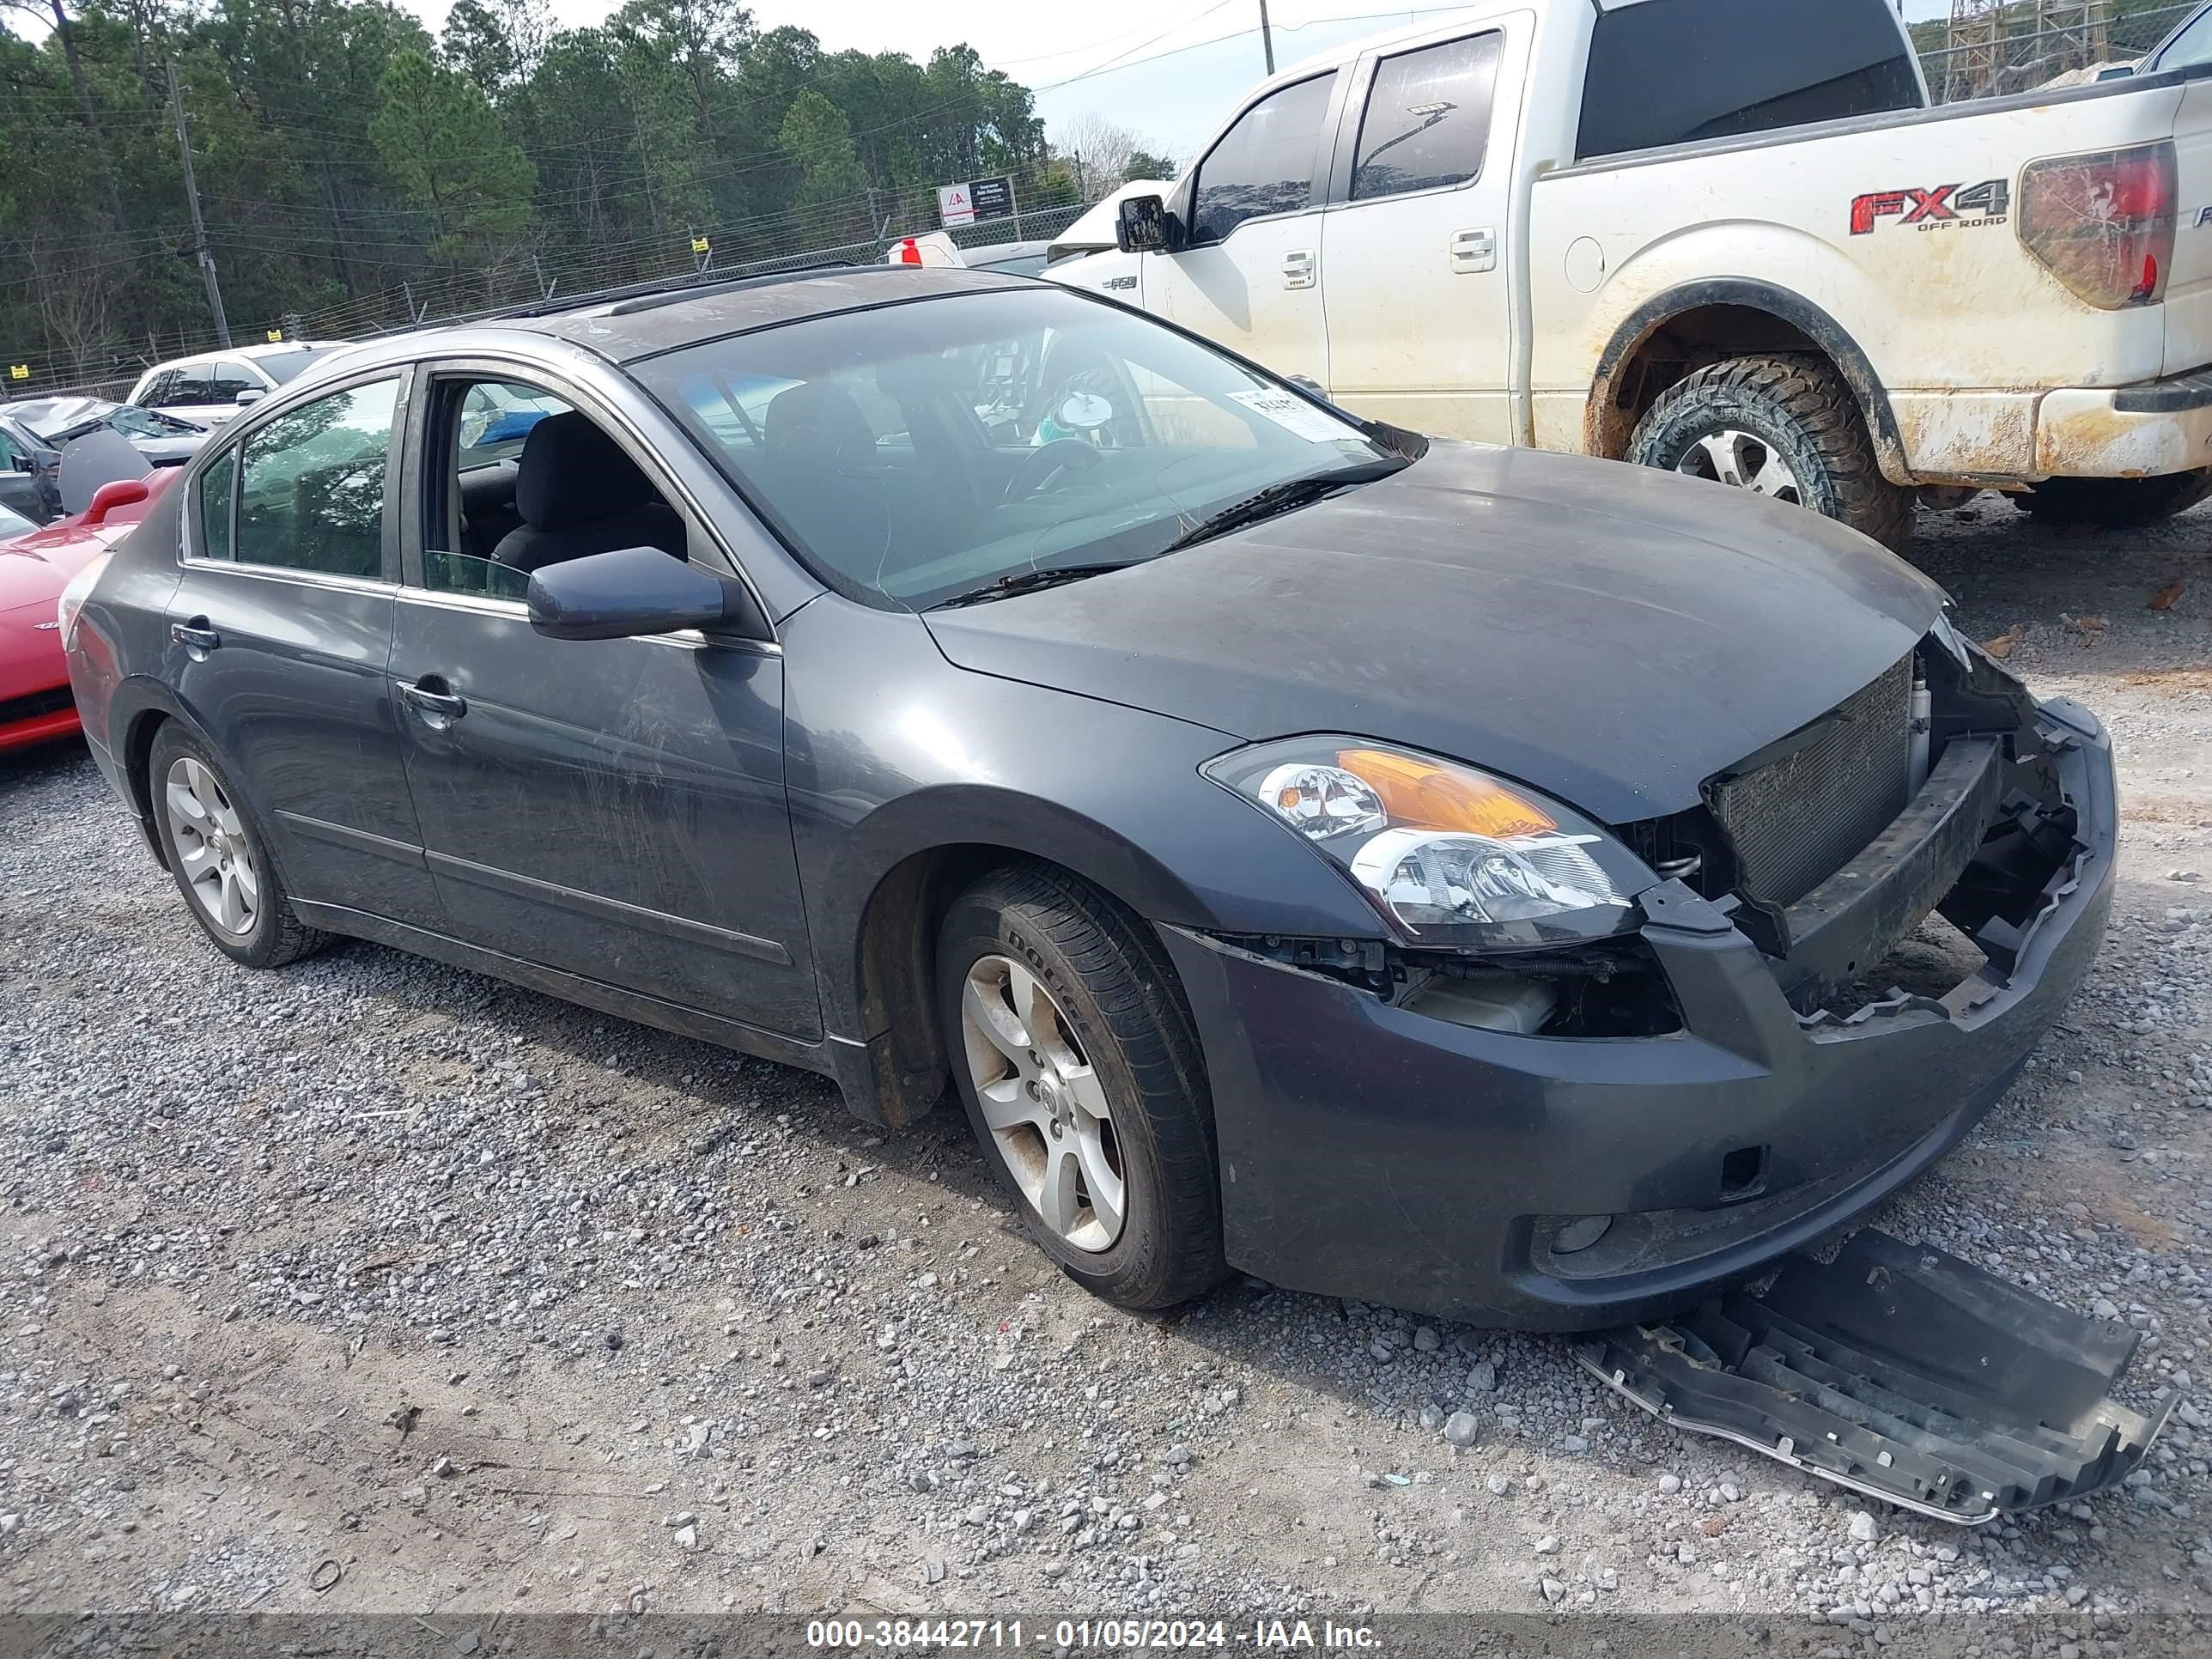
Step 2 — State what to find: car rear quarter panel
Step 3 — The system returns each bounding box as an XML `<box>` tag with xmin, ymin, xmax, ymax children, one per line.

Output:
<box><xmin>1529</xmin><ymin>82</ymin><xmax>2191</xmax><ymax>479</ymax></box>
<box><xmin>778</xmin><ymin>597</ymin><xmax>1391</xmax><ymax>1045</ymax></box>
<box><xmin>64</xmin><ymin>492</ymin><xmax>185</xmax><ymax>770</ymax></box>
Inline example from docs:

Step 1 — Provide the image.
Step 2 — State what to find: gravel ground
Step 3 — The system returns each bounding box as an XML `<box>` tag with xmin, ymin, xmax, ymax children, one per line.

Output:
<box><xmin>9</xmin><ymin>495</ymin><xmax>2212</xmax><ymax>1653</ymax></box>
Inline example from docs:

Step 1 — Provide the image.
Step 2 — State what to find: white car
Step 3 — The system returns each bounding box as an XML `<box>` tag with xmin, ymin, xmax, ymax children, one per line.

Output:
<box><xmin>1053</xmin><ymin>0</ymin><xmax>2212</xmax><ymax>545</ymax></box>
<box><xmin>127</xmin><ymin>342</ymin><xmax>353</xmax><ymax>427</ymax></box>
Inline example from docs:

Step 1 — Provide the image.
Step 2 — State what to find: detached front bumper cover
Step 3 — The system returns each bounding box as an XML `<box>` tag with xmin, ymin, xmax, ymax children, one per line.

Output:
<box><xmin>1577</xmin><ymin>1231</ymin><xmax>2172</xmax><ymax>1523</ymax></box>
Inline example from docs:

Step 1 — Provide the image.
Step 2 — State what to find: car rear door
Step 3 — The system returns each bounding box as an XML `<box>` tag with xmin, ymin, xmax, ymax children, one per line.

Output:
<box><xmin>385</xmin><ymin>366</ymin><xmax>819</xmax><ymax>1041</ymax></box>
<box><xmin>1142</xmin><ymin>70</ymin><xmax>1342</xmax><ymax>387</ymax></box>
<box><xmin>1318</xmin><ymin>21</ymin><xmax>1528</xmax><ymax>441</ymax></box>
<box><xmin>167</xmin><ymin>368</ymin><xmax>444</xmax><ymax>928</ymax></box>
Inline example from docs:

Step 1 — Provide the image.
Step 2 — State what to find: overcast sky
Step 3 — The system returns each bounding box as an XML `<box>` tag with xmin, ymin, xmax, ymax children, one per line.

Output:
<box><xmin>382</xmin><ymin>0</ymin><xmax>1957</xmax><ymax>163</ymax></box>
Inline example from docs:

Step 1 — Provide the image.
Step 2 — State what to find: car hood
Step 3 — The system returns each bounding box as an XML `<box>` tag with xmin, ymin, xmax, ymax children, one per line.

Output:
<box><xmin>923</xmin><ymin>442</ymin><xmax>1948</xmax><ymax>823</ymax></box>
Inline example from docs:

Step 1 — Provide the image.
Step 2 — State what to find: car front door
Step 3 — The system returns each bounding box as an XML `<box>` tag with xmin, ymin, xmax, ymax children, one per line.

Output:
<box><xmin>386</xmin><ymin>368</ymin><xmax>819</xmax><ymax>1040</ymax></box>
<box><xmin>167</xmin><ymin>369</ymin><xmax>445</xmax><ymax>927</ymax></box>
<box><xmin>1318</xmin><ymin>26</ymin><xmax>1523</xmax><ymax>441</ymax></box>
<box><xmin>1144</xmin><ymin>71</ymin><xmax>1340</xmax><ymax>387</ymax></box>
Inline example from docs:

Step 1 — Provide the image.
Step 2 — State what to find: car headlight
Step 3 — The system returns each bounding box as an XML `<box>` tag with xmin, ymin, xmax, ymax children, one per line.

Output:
<box><xmin>1203</xmin><ymin>738</ymin><xmax>1656</xmax><ymax>950</ymax></box>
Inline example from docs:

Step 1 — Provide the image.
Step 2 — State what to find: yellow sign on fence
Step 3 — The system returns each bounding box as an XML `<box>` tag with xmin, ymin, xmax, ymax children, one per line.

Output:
<box><xmin>690</xmin><ymin>236</ymin><xmax>710</xmax><ymax>255</ymax></box>
<box><xmin>266</xmin><ymin>329</ymin><xmax>283</xmax><ymax>343</ymax></box>
<box><xmin>7</xmin><ymin>364</ymin><xmax>27</xmax><ymax>381</ymax></box>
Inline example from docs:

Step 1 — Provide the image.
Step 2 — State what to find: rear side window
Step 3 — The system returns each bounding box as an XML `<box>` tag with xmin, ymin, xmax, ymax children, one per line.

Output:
<box><xmin>1352</xmin><ymin>33</ymin><xmax>1504</xmax><ymax>201</ymax></box>
<box><xmin>208</xmin><ymin>362</ymin><xmax>258</xmax><ymax>400</ymax></box>
<box><xmin>1577</xmin><ymin>0</ymin><xmax>1921</xmax><ymax>161</ymax></box>
<box><xmin>168</xmin><ymin>368</ymin><xmax>222</xmax><ymax>408</ymax></box>
<box><xmin>1189</xmin><ymin>72</ymin><xmax>1337</xmax><ymax>244</ymax></box>
<box><xmin>197</xmin><ymin>449</ymin><xmax>236</xmax><ymax>557</ymax></box>
<box><xmin>231</xmin><ymin>378</ymin><xmax>398</xmax><ymax>578</ymax></box>
<box><xmin>2154</xmin><ymin>10</ymin><xmax>2212</xmax><ymax>72</ymax></box>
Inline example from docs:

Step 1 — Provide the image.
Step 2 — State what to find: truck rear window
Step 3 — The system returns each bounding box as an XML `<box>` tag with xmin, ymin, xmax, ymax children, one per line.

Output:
<box><xmin>1576</xmin><ymin>0</ymin><xmax>1923</xmax><ymax>162</ymax></box>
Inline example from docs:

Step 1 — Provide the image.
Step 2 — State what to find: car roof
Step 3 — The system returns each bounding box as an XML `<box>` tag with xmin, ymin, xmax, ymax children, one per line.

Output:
<box><xmin>496</xmin><ymin>264</ymin><xmax>1035</xmax><ymax>364</ymax></box>
<box><xmin>143</xmin><ymin>342</ymin><xmax>348</xmax><ymax>374</ymax></box>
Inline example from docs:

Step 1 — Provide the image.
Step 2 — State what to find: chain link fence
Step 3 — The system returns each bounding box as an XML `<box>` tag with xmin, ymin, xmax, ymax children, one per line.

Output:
<box><xmin>1915</xmin><ymin>2</ymin><xmax>2194</xmax><ymax>101</ymax></box>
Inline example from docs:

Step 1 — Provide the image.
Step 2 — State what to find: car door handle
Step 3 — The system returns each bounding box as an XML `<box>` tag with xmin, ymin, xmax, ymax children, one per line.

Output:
<box><xmin>1281</xmin><ymin>248</ymin><xmax>1316</xmax><ymax>289</ymax></box>
<box><xmin>171</xmin><ymin>618</ymin><xmax>222</xmax><ymax>653</ymax></box>
<box><xmin>397</xmin><ymin>678</ymin><xmax>467</xmax><ymax>724</ymax></box>
<box><xmin>1450</xmin><ymin>228</ymin><xmax>1496</xmax><ymax>273</ymax></box>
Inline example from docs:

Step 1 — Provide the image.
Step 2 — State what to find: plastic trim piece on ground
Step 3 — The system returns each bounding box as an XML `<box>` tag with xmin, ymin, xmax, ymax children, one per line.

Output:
<box><xmin>1576</xmin><ymin>1229</ymin><xmax>2172</xmax><ymax>1523</ymax></box>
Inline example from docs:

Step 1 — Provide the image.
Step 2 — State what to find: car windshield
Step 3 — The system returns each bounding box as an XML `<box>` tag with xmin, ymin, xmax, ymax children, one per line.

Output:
<box><xmin>639</xmin><ymin>287</ymin><xmax>1397</xmax><ymax>610</ymax></box>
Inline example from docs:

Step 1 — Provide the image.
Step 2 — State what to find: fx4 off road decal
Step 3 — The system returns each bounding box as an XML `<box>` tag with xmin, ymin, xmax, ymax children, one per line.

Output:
<box><xmin>1850</xmin><ymin>179</ymin><xmax>2010</xmax><ymax>235</ymax></box>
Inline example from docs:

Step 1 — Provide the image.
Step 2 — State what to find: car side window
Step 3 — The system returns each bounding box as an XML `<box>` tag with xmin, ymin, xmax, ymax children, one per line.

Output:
<box><xmin>2157</xmin><ymin>10</ymin><xmax>2212</xmax><ymax>70</ymax></box>
<box><xmin>231</xmin><ymin>378</ymin><xmax>399</xmax><ymax>579</ymax></box>
<box><xmin>420</xmin><ymin>377</ymin><xmax>686</xmax><ymax>605</ymax></box>
<box><xmin>1351</xmin><ymin>33</ymin><xmax>1504</xmax><ymax>201</ymax></box>
<box><xmin>169</xmin><ymin>368</ymin><xmax>222</xmax><ymax>408</ymax></box>
<box><xmin>137</xmin><ymin>371</ymin><xmax>179</xmax><ymax>409</ymax></box>
<box><xmin>197</xmin><ymin>448</ymin><xmax>238</xmax><ymax>558</ymax></box>
<box><xmin>208</xmin><ymin>362</ymin><xmax>258</xmax><ymax>402</ymax></box>
<box><xmin>1188</xmin><ymin>72</ymin><xmax>1337</xmax><ymax>245</ymax></box>
<box><xmin>0</xmin><ymin>428</ymin><xmax>22</xmax><ymax>469</ymax></box>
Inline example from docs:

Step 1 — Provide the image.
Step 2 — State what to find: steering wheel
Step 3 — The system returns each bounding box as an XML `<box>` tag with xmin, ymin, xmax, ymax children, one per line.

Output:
<box><xmin>1004</xmin><ymin>438</ymin><xmax>1103</xmax><ymax>504</ymax></box>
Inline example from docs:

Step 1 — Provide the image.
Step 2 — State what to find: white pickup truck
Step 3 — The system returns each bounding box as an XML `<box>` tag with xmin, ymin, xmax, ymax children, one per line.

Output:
<box><xmin>1052</xmin><ymin>0</ymin><xmax>2212</xmax><ymax>546</ymax></box>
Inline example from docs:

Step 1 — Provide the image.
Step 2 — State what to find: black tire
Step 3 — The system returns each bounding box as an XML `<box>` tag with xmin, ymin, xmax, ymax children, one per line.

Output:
<box><xmin>2017</xmin><ymin>470</ymin><xmax>2212</xmax><ymax>529</ymax></box>
<box><xmin>936</xmin><ymin>861</ymin><xmax>1226</xmax><ymax>1312</ymax></box>
<box><xmin>1626</xmin><ymin>354</ymin><xmax>1914</xmax><ymax>550</ymax></box>
<box><xmin>148</xmin><ymin>723</ymin><xmax>327</xmax><ymax>969</ymax></box>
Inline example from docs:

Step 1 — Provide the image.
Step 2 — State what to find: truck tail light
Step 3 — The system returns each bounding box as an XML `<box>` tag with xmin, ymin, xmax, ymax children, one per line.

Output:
<box><xmin>2019</xmin><ymin>141</ymin><xmax>2177</xmax><ymax>309</ymax></box>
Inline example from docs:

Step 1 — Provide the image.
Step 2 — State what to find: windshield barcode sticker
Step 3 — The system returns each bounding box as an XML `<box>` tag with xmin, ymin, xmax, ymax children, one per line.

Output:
<box><xmin>1231</xmin><ymin>389</ymin><xmax>1356</xmax><ymax>443</ymax></box>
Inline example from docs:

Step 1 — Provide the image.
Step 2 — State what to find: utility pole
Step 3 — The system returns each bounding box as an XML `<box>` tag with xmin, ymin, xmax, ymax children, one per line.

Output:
<box><xmin>1258</xmin><ymin>0</ymin><xmax>1275</xmax><ymax>73</ymax></box>
<box><xmin>167</xmin><ymin>61</ymin><xmax>230</xmax><ymax>349</ymax></box>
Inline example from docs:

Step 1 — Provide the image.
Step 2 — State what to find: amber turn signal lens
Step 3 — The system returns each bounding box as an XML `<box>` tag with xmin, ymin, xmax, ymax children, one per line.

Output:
<box><xmin>1336</xmin><ymin>747</ymin><xmax>1556</xmax><ymax>838</ymax></box>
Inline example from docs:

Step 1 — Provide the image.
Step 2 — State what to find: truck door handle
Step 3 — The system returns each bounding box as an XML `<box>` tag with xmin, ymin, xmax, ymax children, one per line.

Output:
<box><xmin>1281</xmin><ymin>248</ymin><xmax>1316</xmax><ymax>289</ymax></box>
<box><xmin>1450</xmin><ymin>228</ymin><xmax>1496</xmax><ymax>273</ymax></box>
<box><xmin>171</xmin><ymin>618</ymin><xmax>222</xmax><ymax>655</ymax></box>
<box><xmin>397</xmin><ymin>677</ymin><xmax>467</xmax><ymax>726</ymax></box>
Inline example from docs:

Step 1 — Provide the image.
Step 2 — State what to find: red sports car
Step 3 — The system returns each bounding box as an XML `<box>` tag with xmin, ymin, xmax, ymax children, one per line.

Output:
<box><xmin>2</xmin><ymin>469</ymin><xmax>172</xmax><ymax>751</ymax></box>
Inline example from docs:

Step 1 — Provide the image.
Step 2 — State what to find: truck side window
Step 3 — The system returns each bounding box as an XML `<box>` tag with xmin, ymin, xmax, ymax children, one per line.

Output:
<box><xmin>2154</xmin><ymin>11</ymin><xmax>2212</xmax><ymax>72</ymax></box>
<box><xmin>1188</xmin><ymin>72</ymin><xmax>1337</xmax><ymax>245</ymax></box>
<box><xmin>1351</xmin><ymin>33</ymin><xmax>1504</xmax><ymax>201</ymax></box>
<box><xmin>1577</xmin><ymin>0</ymin><xmax>1922</xmax><ymax>161</ymax></box>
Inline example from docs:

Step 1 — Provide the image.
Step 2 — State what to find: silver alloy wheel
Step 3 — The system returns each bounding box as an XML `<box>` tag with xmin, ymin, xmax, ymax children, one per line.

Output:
<box><xmin>1677</xmin><ymin>428</ymin><xmax>1803</xmax><ymax>504</ymax></box>
<box><xmin>162</xmin><ymin>756</ymin><xmax>259</xmax><ymax>937</ymax></box>
<box><xmin>960</xmin><ymin>954</ymin><xmax>1126</xmax><ymax>1252</ymax></box>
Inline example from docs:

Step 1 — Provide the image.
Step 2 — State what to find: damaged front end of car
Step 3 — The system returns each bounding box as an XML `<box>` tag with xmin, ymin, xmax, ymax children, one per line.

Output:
<box><xmin>1162</xmin><ymin>611</ymin><xmax>2127</xmax><ymax>1522</ymax></box>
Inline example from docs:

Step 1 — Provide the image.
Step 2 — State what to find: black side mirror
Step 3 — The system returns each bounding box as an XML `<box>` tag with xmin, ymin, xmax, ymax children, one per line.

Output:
<box><xmin>1115</xmin><ymin>195</ymin><xmax>1182</xmax><ymax>254</ymax></box>
<box><xmin>526</xmin><ymin>545</ymin><xmax>770</xmax><ymax>642</ymax></box>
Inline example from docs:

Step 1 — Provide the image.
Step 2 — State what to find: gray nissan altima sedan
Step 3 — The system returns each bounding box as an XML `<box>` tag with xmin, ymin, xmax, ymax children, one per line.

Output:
<box><xmin>60</xmin><ymin>264</ymin><xmax>2114</xmax><ymax>1330</ymax></box>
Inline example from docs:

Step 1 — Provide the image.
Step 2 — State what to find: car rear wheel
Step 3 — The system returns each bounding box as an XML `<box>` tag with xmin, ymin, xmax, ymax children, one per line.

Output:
<box><xmin>936</xmin><ymin>861</ymin><xmax>1226</xmax><ymax>1312</ymax></box>
<box><xmin>149</xmin><ymin>724</ymin><xmax>326</xmax><ymax>969</ymax></box>
<box><xmin>2016</xmin><ymin>469</ymin><xmax>2212</xmax><ymax>528</ymax></box>
<box><xmin>1626</xmin><ymin>354</ymin><xmax>1913</xmax><ymax>550</ymax></box>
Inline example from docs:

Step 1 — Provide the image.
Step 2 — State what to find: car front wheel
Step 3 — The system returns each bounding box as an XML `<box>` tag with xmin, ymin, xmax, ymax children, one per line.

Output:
<box><xmin>149</xmin><ymin>724</ymin><xmax>326</xmax><ymax>969</ymax></box>
<box><xmin>936</xmin><ymin>862</ymin><xmax>1226</xmax><ymax>1312</ymax></box>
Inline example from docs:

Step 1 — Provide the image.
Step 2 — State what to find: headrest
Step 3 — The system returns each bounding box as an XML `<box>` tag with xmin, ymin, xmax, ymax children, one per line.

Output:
<box><xmin>514</xmin><ymin>410</ymin><xmax>653</xmax><ymax>530</ymax></box>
